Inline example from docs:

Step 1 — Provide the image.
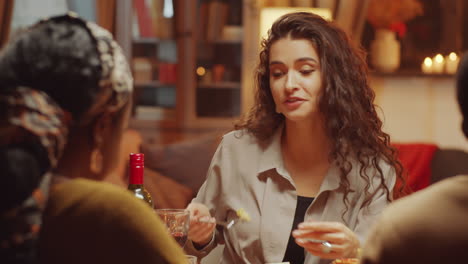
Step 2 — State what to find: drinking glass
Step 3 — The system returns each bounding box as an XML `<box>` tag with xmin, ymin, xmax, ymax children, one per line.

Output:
<box><xmin>156</xmin><ymin>209</ymin><xmax>190</xmax><ymax>248</ymax></box>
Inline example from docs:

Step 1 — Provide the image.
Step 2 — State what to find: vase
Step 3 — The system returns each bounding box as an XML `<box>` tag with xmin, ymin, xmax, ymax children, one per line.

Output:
<box><xmin>370</xmin><ymin>29</ymin><xmax>400</xmax><ymax>73</ymax></box>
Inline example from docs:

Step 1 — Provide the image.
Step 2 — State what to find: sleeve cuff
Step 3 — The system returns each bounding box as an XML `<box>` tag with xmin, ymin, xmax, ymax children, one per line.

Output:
<box><xmin>184</xmin><ymin>231</ymin><xmax>217</xmax><ymax>258</ymax></box>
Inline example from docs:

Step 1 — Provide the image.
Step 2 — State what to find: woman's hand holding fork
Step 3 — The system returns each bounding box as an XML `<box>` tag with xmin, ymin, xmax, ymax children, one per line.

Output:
<box><xmin>186</xmin><ymin>202</ymin><xmax>216</xmax><ymax>247</ymax></box>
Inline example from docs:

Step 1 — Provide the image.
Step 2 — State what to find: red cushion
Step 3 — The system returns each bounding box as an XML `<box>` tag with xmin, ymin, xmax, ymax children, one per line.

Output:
<box><xmin>393</xmin><ymin>143</ymin><xmax>438</xmax><ymax>193</ymax></box>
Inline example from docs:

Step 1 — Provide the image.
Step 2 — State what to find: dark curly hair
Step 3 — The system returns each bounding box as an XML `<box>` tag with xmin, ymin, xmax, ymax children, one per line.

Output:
<box><xmin>457</xmin><ymin>52</ymin><xmax>468</xmax><ymax>138</ymax></box>
<box><xmin>235</xmin><ymin>12</ymin><xmax>405</xmax><ymax>210</ymax></box>
<box><xmin>0</xmin><ymin>17</ymin><xmax>102</xmax><ymax>120</ymax></box>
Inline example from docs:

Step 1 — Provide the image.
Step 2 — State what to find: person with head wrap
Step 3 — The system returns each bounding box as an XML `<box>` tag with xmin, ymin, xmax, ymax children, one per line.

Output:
<box><xmin>360</xmin><ymin>53</ymin><xmax>468</xmax><ymax>264</ymax></box>
<box><xmin>0</xmin><ymin>13</ymin><xmax>185</xmax><ymax>264</ymax></box>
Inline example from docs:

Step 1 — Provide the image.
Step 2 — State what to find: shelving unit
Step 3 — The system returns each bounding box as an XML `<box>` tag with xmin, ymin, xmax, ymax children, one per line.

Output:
<box><xmin>115</xmin><ymin>0</ymin><xmax>258</xmax><ymax>131</ymax></box>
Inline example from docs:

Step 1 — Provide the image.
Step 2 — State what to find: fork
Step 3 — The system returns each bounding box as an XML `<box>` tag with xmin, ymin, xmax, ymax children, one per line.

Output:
<box><xmin>216</xmin><ymin>219</ymin><xmax>238</xmax><ymax>229</ymax></box>
<box><xmin>198</xmin><ymin>218</ymin><xmax>239</xmax><ymax>229</ymax></box>
<box><xmin>197</xmin><ymin>208</ymin><xmax>250</xmax><ymax>229</ymax></box>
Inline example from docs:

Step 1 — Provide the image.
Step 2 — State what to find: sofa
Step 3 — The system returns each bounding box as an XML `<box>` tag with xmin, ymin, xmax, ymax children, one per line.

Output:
<box><xmin>114</xmin><ymin>129</ymin><xmax>468</xmax><ymax>209</ymax></box>
<box><xmin>127</xmin><ymin>131</ymin><xmax>468</xmax><ymax>207</ymax></box>
<box><xmin>112</xmin><ymin>130</ymin><xmax>468</xmax><ymax>264</ymax></box>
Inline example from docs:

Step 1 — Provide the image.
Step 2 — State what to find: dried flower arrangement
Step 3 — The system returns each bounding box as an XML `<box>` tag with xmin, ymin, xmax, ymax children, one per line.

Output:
<box><xmin>367</xmin><ymin>0</ymin><xmax>423</xmax><ymax>37</ymax></box>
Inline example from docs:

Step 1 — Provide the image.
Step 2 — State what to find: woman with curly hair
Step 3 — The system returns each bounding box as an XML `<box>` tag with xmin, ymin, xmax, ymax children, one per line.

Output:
<box><xmin>186</xmin><ymin>12</ymin><xmax>403</xmax><ymax>264</ymax></box>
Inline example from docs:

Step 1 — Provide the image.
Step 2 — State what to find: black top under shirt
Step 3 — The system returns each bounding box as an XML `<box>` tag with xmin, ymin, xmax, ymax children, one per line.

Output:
<box><xmin>282</xmin><ymin>195</ymin><xmax>315</xmax><ymax>264</ymax></box>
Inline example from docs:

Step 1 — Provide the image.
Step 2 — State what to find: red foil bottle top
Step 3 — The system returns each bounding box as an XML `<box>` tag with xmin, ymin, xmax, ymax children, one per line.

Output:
<box><xmin>130</xmin><ymin>153</ymin><xmax>144</xmax><ymax>166</ymax></box>
<box><xmin>129</xmin><ymin>153</ymin><xmax>144</xmax><ymax>185</ymax></box>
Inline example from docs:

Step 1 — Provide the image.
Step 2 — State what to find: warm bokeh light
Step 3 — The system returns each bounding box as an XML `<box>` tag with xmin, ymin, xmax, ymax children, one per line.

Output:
<box><xmin>421</xmin><ymin>57</ymin><xmax>433</xmax><ymax>74</ymax></box>
<box><xmin>449</xmin><ymin>52</ymin><xmax>458</xmax><ymax>61</ymax></box>
<box><xmin>196</xmin><ymin>66</ymin><xmax>206</xmax><ymax>76</ymax></box>
<box><xmin>424</xmin><ymin>57</ymin><xmax>432</xmax><ymax>67</ymax></box>
<box><xmin>434</xmin><ymin>54</ymin><xmax>444</xmax><ymax>63</ymax></box>
<box><xmin>445</xmin><ymin>52</ymin><xmax>460</xmax><ymax>74</ymax></box>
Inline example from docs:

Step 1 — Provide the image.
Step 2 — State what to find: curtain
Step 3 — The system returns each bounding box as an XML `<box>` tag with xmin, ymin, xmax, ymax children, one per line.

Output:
<box><xmin>96</xmin><ymin>0</ymin><xmax>116</xmax><ymax>35</ymax></box>
<box><xmin>0</xmin><ymin>0</ymin><xmax>14</xmax><ymax>48</ymax></box>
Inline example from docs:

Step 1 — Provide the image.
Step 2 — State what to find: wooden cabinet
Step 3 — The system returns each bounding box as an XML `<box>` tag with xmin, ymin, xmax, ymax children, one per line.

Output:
<box><xmin>116</xmin><ymin>0</ymin><xmax>258</xmax><ymax>131</ymax></box>
<box><xmin>195</xmin><ymin>0</ymin><xmax>242</xmax><ymax>119</ymax></box>
<box><xmin>116</xmin><ymin>0</ymin><xmax>181</xmax><ymax>128</ymax></box>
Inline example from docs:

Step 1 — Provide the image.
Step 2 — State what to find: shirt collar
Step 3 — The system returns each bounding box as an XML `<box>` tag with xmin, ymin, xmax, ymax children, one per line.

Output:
<box><xmin>257</xmin><ymin>125</ymin><xmax>341</xmax><ymax>192</ymax></box>
<box><xmin>257</xmin><ymin>125</ymin><xmax>284</xmax><ymax>174</ymax></box>
<box><xmin>319</xmin><ymin>163</ymin><xmax>341</xmax><ymax>192</ymax></box>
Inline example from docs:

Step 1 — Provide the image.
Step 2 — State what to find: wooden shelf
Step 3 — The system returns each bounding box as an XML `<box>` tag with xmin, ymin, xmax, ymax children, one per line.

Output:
<box><xmin>134</xmin><ymin>81</ymin><xmax>176</xmax><ymax>87</ymax></box>
<box><xmin>370</xmin><ymin>69</ymin><xmax>456</xmax><ymax>78</ymax></box>
<box><xmin>132</xmin><ymin>37</ymin><xmax>176</xmax><ymax>44</ymax></box>
<box><xmin>197</xmin><ymin>81</ymin><xmax>240</xmax><ymax>89</ymax></box>
<box><xmin>118</xmin><ymin>0</ymin><xmax>251</xmax><ymax>128</ymax></box>
<box><xmin>198</xmin><ymin>39</ymin><xmax>242</xmax><ymax>45</ymax></box>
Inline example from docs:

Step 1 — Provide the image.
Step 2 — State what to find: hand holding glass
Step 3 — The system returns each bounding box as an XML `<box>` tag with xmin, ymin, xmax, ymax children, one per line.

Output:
<box><xmin>156</xmin><ymin>209</ymin><xmax>190</xmax><ymax>248</ymax></box>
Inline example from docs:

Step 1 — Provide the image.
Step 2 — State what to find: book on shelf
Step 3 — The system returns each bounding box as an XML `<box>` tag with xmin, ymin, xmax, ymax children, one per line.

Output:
<box><xmin>158</xmin><ymin>62</ymin><xmax>177</xmax><ymax>84</ymax></box>
<box><xmin>131</xmin><ymin>8</ymin><xmax>141</xmax><ymax>39</ymax></box>
<box><xmin>198</xmin><ymin>1</ymin><xmax>209</xmax><ymax>41</ymax></box>
<box><xmin>133</xmin><ymin>0</ymin><xmax>155</xmax><ymax>38</ymax></box>
<box><xmin>206</xmin><ymin>1</ymin><xmax>229</xmax><ymax>42</ymax></box>
<box><xmin>132</xmin><ymin>57</ymin><xmax>155</xmax><ymax>83</ymax></box>
<box><xmin>150</xmin><ymin>0</ymin><xmax>175</xmax><ymax>39</ymax></box>
<box><xmin>133</xmin><ymin>0</ymin><xmax>175</xmax><ymax>39</ymax></box>
<box><xmin>135</xmin><ymin>105</ymin><xmax>175</xmax><ymax>120</ymax></box>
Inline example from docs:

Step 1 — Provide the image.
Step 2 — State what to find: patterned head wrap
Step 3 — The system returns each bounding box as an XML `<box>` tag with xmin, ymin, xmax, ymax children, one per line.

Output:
<box><xmin>35</xmin><ymin>12</ymin><xmax>133</xmax><ymax>126</ymax></box>
<box><xmin>0</xmin><ymin>11</ymin><xmax>133</xmax><ymax>169</ymax></box>
<box><xmin>0</xmin><ymin>13</ymin><xmax>133</xmax><ymax>262</ymax></box>
<box><xmin>0</xmin><ymin>87</ymin><xmax>70</xmax><ymax>168</ymax></box>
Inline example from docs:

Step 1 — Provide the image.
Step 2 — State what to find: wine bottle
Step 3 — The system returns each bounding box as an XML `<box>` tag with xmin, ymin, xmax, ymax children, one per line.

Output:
<box><xmin>128</xmin><ymin>153</ymin><xmax>154</xmax><ymax>208</ymax></box>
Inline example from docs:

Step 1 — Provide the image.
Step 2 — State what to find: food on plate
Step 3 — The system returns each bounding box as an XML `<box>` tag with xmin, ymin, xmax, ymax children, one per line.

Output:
<box><xmin>236</xmin><ymin>208</ymin><xmax>251</xmax><ymax>222</ymax></box>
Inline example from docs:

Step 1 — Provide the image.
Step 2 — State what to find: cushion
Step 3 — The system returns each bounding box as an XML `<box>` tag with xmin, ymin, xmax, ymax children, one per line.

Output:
<box><xmin>144</xmin><ymin>167</ymin><xmax>193</xmax><ymax>209</ymax></box>
<box><xmin>142</xmin><ymin>133</ymin><xmax>221</xmax><ymax>193</ymax></box>
<box><xmin>393</xmin><ymin>143</ymin><xmax>438</xmax><ymax>193</ymax></box>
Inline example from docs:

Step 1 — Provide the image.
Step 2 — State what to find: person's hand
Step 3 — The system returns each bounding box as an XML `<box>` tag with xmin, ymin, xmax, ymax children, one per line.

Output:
<box><xmin>186</xmin><ymin>202</ymin><xmax>216</xmax><ymax>247</ymax></box>
<box><xmin>292</xmin><ymin>221</ymin><xmax>360</xmax><ymax>259</ymax></box>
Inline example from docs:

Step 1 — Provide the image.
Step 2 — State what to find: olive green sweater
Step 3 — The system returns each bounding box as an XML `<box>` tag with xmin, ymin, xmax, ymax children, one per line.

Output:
<box><xmin>39</xmin><ymin>178</ymin><xmax>186</xmax><ymax>264</ymax></box>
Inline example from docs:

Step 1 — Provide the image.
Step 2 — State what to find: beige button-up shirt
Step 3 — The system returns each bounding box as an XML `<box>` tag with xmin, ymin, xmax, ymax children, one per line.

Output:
<box><xmin>186</xmin><ymin>128</ymin><xmax>396</xmax><ymax>264</ymax></box>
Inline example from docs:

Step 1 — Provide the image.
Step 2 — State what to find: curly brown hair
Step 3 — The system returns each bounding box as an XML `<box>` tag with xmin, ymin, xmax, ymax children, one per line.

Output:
<box><xmin>235</xmin><ymin>12</ymin><xmax>405</xmax><ymax>210</ymax></box>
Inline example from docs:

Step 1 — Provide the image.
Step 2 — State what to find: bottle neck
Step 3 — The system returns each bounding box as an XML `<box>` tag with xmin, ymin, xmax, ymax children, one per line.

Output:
<box><xmin>129</xmin><ymin>165</ymin><xmax>144</xmax><ymax>185</ymax></box>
